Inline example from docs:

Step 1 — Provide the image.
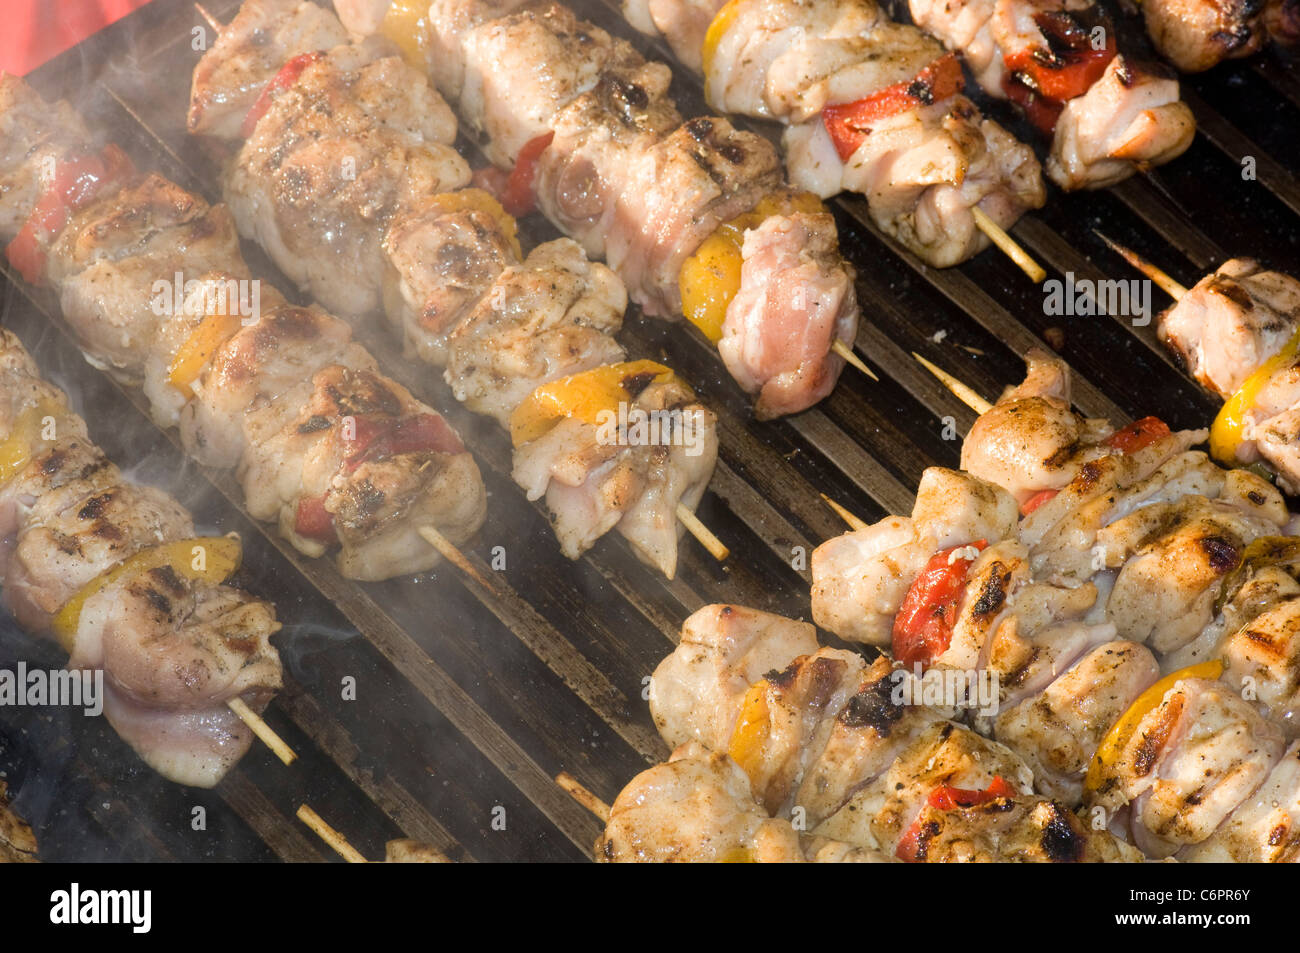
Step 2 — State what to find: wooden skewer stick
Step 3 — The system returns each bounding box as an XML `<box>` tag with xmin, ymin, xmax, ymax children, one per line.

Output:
<box><xmin>971</xmin><ymin>207</ymin><xmax>1046</xmax><ymax>283</ymax></box>
<box><xmin>675</xmin><ymin>503</ymin><xmax>730</xmax><ymax>562</ymax></box>
<box><xmin>193</xmin><ymin>2</ymin><xmax>223</xmax><ymax>33</ymax></box>
<box><xmin>226</xmin><ymin>697</ymin><xmax>297</xmax><ymax>765</ymax></box>
<box><xmin>555</xmin><ymin>772</ymin><xmax>611</xmax><ymax>823</ymax></box>
<box><xmin>912</xmin><ymin>352</ymin><xmax>993</xmax><ymax>415</ymax></box>
<box><xmin>819</xmin><ymin>493</ymin><xmax>867</xmax><ymax>531</ymax></box>
<box><xmin>1094</xmin><ymin>231</ymin><xmax>1189</xmax><ymax>301</ymax></box>
<box><xmin>296</xmin><ymin>805</ymin><xmax>368</xmax><ymax>863</ymax></box>
<box><xmin>831</xmin><ymin>340</ymin><xmax>879</xmax><ymax>381</ymax></box>
<box><xmin>418</xmin><ymin>525</ymin><xmax>499</xmax><ymax>590</ymax></box>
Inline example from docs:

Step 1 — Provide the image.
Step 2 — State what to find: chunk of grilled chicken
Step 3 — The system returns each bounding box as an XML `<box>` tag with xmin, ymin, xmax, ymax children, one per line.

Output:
<box><xmin>383</xmin><ymin>839</ymin><xmax>454</xmax><ymax>862</ymax></box>
<box><xmin>719</xmin><ymin>212</ymin><xmax>857</xmax><ymax>419</ymax></box>
<box><xmin>622</xmin><ymin>0</ymin><xmax>723</xmax><ymax>71</ymax></box>
<box><xmin>1048</xmin><ymin>56</ymin><xmax>1196</xmax><ymax>191</ymax></box>
<box><xmin>596</xmin><ymin>742</ymin><xmax>894</xmax><ymax>862</ymax></box>
<box><xmin>995</xmin><ymin>641</ymin><xmax>1160</xmax><ymax>803</ymax></box>
<box><xmin>226</xmin><ymin>44</ymin><xmax>469</xmax><ymax>317</ymax></box>
<box><xmin>1157</xmin><ymin>259</ymin><xmax>1300</xmax><ymax>400</ymax></box>
<box><xmin>1182</xmin><ymin>740</ymin><xmax>1300</xmax><ymax>862</ymax></box>
<box><xmin>811</xmin><ymin>467</ymin><xmax>1018</xmax><ymax>645</ymax></box>
<box><xmin>180</xmin><ymin>302</ymin><xmax>372</xmax><ymax>469</ymax></box>
<box><xmin>1142</xmin><ymin>0</ymin><xmax>1269</xmax><ymax>72</ymax></box>
<box><xmin>650</xmin><ymin>604</ymin><xmax>822</xmax><ymax>750</ymax></box>
<box><xmin>380</xmin><ymin>197</ymin><xmax>521</xmax><ymax>365</ymax></box>
<box><xmin>5</xmin><ymin>484</ymin><xmax>195</xmax><ymax>637</ymax></box>
<box><xmin>1088</xmin><ymin>676</ymin><xmax>1286</xmax><ymax>857</ymax></box>
<box><xmin>444</xmin><ymin>239</ymin><xmax>627</xmax><ymax>425</ymax></box>
<box><xmin>47</xmin><ymin>176</ymin><xmax>247</xmax><ymax>373</ymax></box>
<box><xmin>188</xmin><ymin>0</ymin><xmax>350</xmax><ymax>138</ymax></box>
<box><xmin>960</xmin><ymin>350</ymin><xmax>1114</xmax><ymax>504</ymax></box>
<box><xmin>512</xmin><ymin>376</ymin><xmax>717</xmax><ymax>577</ymax></box>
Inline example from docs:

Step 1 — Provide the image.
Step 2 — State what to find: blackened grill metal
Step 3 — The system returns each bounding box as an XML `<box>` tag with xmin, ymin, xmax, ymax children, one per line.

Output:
<box><xmin>0</xmin><ymin>0</ymin><xmax>1296</xmax><ymax>862</ymax></box>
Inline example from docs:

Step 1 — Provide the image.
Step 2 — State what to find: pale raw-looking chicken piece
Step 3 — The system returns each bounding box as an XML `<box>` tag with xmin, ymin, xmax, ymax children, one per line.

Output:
<box><xmin>649</xmin><ymin>604</ymin><xmax>821</xmax><ymax>750</ymax></box>
<box><xmin>444</xmin><ymin>239</ymin><xmax>628</xmax><ymax>425</ymax></box>
<box><xmin>623</xmin><ymin>0</ymin><xmax>725</xmax><ymax>70</ymax></box>
<box><xmin>1157</xmin><ymin>258</ymin><xmax>1300</xmax><ymax>400</ymax></box>
<box><xmin>225</xmin><ymin>44</ymin><xmax>470</xmax><ymax>317</ymax></box>
<box><xmin>1088</xmin><ymin>677</ymin><xmax>1286</xmax><ymax>858</ymax></box>
<box><xmin>719</xmin><ymin>212</ymin><xmax>857</xmax><ymax>420</ymax></box>
<box><xmin>512</xmin><ymin>375</ymin><xmax>717</xmax><ymax>578</ymax></box>
<box><xmin>596</xmin><ymin>742</ymin><xmax>893</xmax><ymax>862</ymax></box>
<box><xmin>1048</xmin><ymin>57</ymin><xmax>1196</xmax><ymax>190</ymax></box>
<box><xmin>811</xmin><ymin>467</ymin><xmax>1018</xmax><ymax>645</ymax></box>
<box><xmin>188</xmin><ymin>0</ymin><xmax>350</xmax><ymax>138</ymax></box>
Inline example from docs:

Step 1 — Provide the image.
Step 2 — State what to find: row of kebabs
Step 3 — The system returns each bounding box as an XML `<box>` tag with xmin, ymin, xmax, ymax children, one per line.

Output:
<box><xmin>600</xmin><ymin>348</ymin><xmax>1300</xmax><ymax>862</ymax></box>
<box><xmin>190</xmin><ymin>0</ymin><xmax>861</xmax><ymax>422</ymax></box>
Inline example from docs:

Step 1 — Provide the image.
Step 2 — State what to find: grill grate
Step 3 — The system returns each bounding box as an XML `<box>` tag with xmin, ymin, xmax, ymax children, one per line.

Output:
<box><xmin>0</xmin><ymin>0</ymin><xmax>1296</xmax><ymax>861</ymax></box>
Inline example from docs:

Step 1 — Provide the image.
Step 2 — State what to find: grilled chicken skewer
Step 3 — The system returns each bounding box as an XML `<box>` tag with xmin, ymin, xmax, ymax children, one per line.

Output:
<box><xmin>0</xmin><ymin>73</ymin><xmax>487</xmax><ymax>583</ymax></box>
<box><xmin>193</xmin><ymin>0</ymin><xmax>861</xmax><ymax>428</ymax></box>
<box><xmin>902</xmin><ymin>0</ymin><xmax>1198</xmax><ymax>189</ymax></box>
<box><xmin>600</xmin><ymin>603</ymin><xmax>1144</xmax><ymax>862</ymax></box>
<box><xmin>186</xmin><ymin>3</ymin><xmax>726</xmax><ymax>576</ymax></box>
<box><xmin>1100</xmin><ymin>240</ymin><xmax>1300</xmax><ymax>497</ymax></box>
<box><xmin>333</xmin><ymin>0</ymin><xmax>1047</xmax><ymax>283</ymax></box>
<box><xmin>826</xmin><ymin>352</ymin><xmax>1300</xmax><ymax>859</ymax></box>
<box><xmin>0</xmin><ymin>327</ymin><xmax>285</xmax><ymax>788</ymax></box>
<box><xmin>603</xmin><ymin>0</ymin><xmax>1052</xmax><ymax>276</ymax></box>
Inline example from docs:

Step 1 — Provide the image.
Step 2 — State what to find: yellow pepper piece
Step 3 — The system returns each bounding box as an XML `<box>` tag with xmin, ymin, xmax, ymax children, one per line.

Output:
<box><xmin>1210</xmin><ymin>326</ymin><xmax>1300</xmax><ymax>465</ymax></box>
<box><xmin>727</xmin><ymin>680</ymin><xmax>770</xmax><ymax>782</ymax></box>
<box><xmin>702</xmin><ymin>0</ymin><xmax>744</xmax><ymax>81</ymax></box>
<box><xmin>422</xmin><ymin>188</ymin><xmax>522</xmax><ymax>261</ymax></box>
<box><xmin>381</xmin><ymin>0</ymin><xmax>431</xmax><ymax>70</ymax></box>
<box><xmin>0</xmin><ymin>398</ymin><xmax>66</xmax><ymax>486</ymax></box>
<box><xmin>509</xmin><ymin>360</ymin><xmax>676</xmax><ymax>447</ymax></box>
<box><xmin>168</xmin><ymin>312</ymin><xmax>245</xmax><ymax>398</ymax></box>
<box><xmin>1083</xmin><ymin>658</ymin><xmax>1225</xmax><ymax>793</ymax></box>
<box><xmin>679</xmin><ymin>190</ymin><xmax>826</xmax><ymax>343</ymax></box>
<box><xmin>51</xmin><ymin>536</ymin><xmax>243</xmax><ymax>652</ymax></box>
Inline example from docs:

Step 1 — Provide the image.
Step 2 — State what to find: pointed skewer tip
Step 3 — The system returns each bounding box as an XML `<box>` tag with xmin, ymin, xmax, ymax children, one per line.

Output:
<box><xmin>831</xmin><ymin>340</ymin><xmax>879</xmax><ymax>381</ymax></box>
<box><xmin>971</xmin><ymin>207</ymin><xmax>1046</xmax><ymax>283</ymax></box>
<box><xmin>1093</xmin><ymin>230</ymin><xmax>1189</xmax><ymax>302</ymax></box>
<box><xmin>819</xmin><ymin>493</ymin><xmax>868</xmax><ymax>532</ymax></box>
<box><xmin>912</xmin><ymin>352</ymin><xmax>994</xmax><ymax>416</ymax></box>
<box><xmin>194</xmin><ymin>2</ymin><xmax>223</xmax><ymax>33</ymax></box>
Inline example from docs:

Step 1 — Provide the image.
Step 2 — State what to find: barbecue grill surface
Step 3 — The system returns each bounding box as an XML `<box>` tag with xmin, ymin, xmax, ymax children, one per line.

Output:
<box><xmin>0</xmin><ymin>0</ymin><xmax>1296</xmax><ymax>862</ymax></box>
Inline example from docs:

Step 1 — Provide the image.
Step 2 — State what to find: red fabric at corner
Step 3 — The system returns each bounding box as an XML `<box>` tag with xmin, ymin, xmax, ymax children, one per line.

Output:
<box><xmin>0</xmin><ymin>0</ymin><xmax>155</xmax><ymax>76</ymax></box>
